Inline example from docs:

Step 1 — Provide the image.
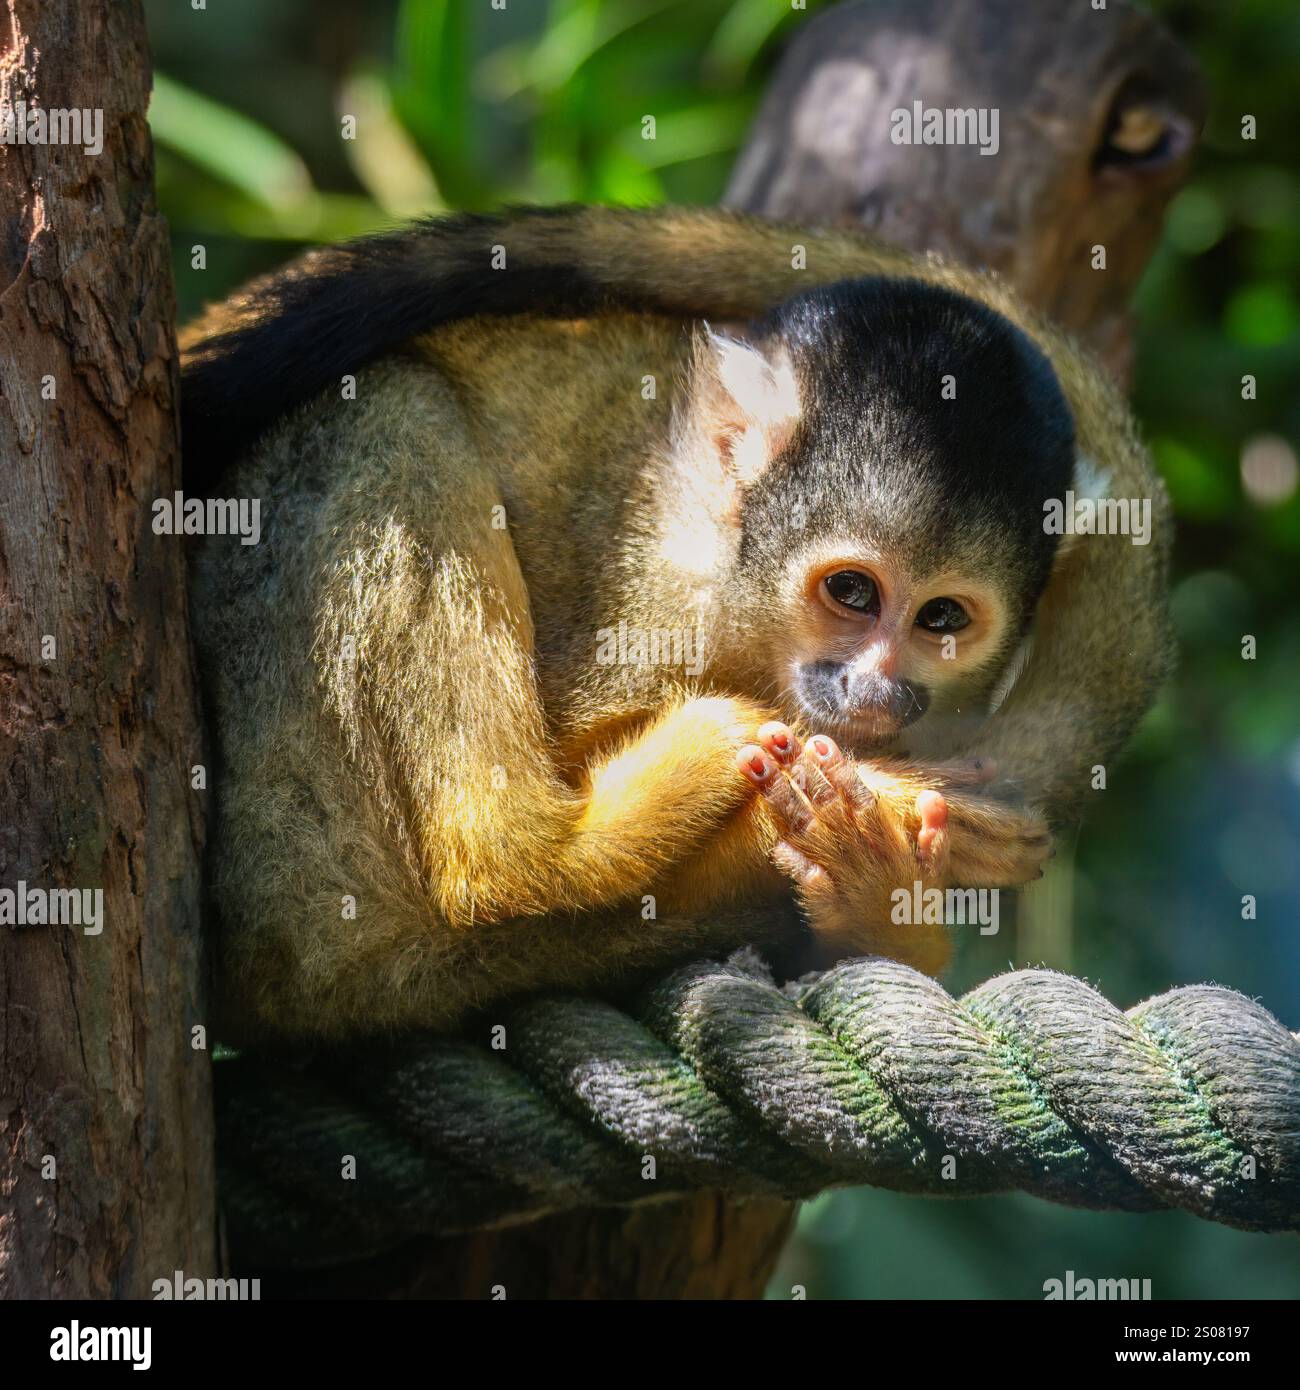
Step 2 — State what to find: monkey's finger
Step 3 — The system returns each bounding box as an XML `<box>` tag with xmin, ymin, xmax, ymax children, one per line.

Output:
<box><xmin>737</xmin><ymin>747</ymin><xmax>815</xmax><ymax>835</ymax></box>
<box><xmin>943</xmin><ymin>790</ymin><xmax>1047</xmax><ymax>836</ymax></box>
<box><xmin>948</xmin><ymin>837</ymin><xmax>1052</xmax><ymax>881</ymax></box>
<box><xmin>956</xmin><ymin>811</ymin><xmax>1056</xmax><ymax>867</ymax></box>
<box><xmin>946</xmin><ymin>823</ymin><xmax>1052</xmax><ymax>887</ymax></box>
<box><xmin>947</xmin><ymin>855</ymin><xmax>1047</xmax><ymax>889</ymax></box>
<box><xmin>807</xmin><ymin>733</ymin><xmax>842</xmax><ymax>767</ymax></box>
<box><xmin>791</xmin><ymin>748</ymin><xmax>837</xmax><ymax>806</ymax></box>
<box><xmin>756</xmin><ymin>721</ymin><xmax>802</xmax><ymax>767</ymax></box>
<box><xmin>808</xmin><ymin>735</ymin><xmax>876</xmax><ymax>813</ymax></box>
<box><xmin>737</xmin><ymin>745</ymin><xmax>775</xmax><ymax>785</ymax></box>
<box><xmin>772</xmin><ymin>840</ymin><xmax>831</xmax><ymax>892</ymax></box>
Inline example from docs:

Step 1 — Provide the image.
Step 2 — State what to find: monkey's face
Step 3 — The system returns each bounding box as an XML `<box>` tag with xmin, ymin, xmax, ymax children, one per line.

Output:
<box><xmin>773</xmin><ymin>536</ymin><xmax>1018</xmax><ymax>753</ymax></box>
<box><xmin>698</xmin><ymin>276</ymin><xmax>1078</xmax><ymax>753</ymax></box>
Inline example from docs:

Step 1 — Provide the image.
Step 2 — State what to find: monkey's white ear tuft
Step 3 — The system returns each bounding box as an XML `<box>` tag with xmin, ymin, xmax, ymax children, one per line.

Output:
<box><xmin>1056</xmin><ymin>452</ymin><xmax>1113</xmax><ymax>560</ymax></box>
<box><xmin>698</xmin><ymin>327</ymin><xmax>801</xmax><ymax>482</ymax></box>
<box><xmin>705</xmin><ymin>329</ymin><xmax>800</xmax><ymax>430</ymax></box>
<box><xmin>1072</xmin><ymin>452</ymin><xmax>1112</xmax><ymax>503</ymax></box>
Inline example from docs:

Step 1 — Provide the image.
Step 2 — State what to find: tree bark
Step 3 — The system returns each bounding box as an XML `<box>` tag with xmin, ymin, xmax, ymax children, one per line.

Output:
<box><xmin>0</xmin><ymin>0</ymin><xmax>214</xmax><ymax>1297</ymax></box>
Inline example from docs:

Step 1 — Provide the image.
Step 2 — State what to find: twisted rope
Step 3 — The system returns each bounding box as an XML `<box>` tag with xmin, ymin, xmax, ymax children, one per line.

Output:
<box><xmin>214</xmin><ymin>954</ymin><xmax>1300</xmax><ymax>1268</ymax></box>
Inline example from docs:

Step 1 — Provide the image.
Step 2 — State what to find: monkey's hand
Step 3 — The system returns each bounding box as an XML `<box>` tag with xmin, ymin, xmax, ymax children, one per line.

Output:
<box><xmin>736</xmin><ymin>723</ymin><xmax>1051</xmax><ymax>974</ymax></box>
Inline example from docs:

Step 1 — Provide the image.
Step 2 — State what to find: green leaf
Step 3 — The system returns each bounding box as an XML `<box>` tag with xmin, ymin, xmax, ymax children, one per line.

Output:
<box><xmin>615</xmin><ymin>99</ymin><xmax>753</xmax><ymax>168</ymax></box>
<box><xmin>391</xmin><ymin>0</ymin><xmax>483</xmax><ymax>204</ymax></box>
<box><xmin>150</xmin><ymin>73</ymin><xmax>312</xmax><ymax>210</ymax></box>
<box><xmin>704</xmin><ymin>0</ymin><xmax>797</xmax><ymax>81</ymax></box>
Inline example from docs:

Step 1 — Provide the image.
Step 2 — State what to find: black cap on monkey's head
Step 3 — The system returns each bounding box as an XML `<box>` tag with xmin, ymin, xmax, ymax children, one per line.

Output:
<box><xmin>733</xmin><ymin>276</ymin><xmax>1078</xmax><ymax>632</ymax></box>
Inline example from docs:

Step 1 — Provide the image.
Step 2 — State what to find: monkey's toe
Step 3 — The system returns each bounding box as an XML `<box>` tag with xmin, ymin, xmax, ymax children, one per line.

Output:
<box><xmin>737</xmin><ymin>746</ymin><xmax>817</xmax><ymax>837</ymax></box>
<box><xmin>772</xmin><ymin>840</ymin><xmax>831</xmax><ymax>890</ymax></box>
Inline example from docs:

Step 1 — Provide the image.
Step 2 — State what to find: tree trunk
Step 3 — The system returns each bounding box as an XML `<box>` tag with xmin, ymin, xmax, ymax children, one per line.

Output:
<box><xmin>0</xmin><ymin>0</ymin><xmax>214</xmax><ymax>1298</ymax></box>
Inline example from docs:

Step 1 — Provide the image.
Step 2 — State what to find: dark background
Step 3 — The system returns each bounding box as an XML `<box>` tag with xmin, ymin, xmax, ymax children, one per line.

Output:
<box><xmin>145</xmin><ymin>0</ymin><xmax>1300</xmax><ymax>1298</ymax></box>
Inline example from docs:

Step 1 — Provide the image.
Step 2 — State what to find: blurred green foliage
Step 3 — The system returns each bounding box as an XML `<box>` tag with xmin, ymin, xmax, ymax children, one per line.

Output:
<box><xmin>143</xmin><ymin>0</ymin><xmax>1300</xmax><ymax>1299</ymax></box>
<box><xmin>148</xmin><ymin>0</ymin><xmax>801</xmax><ymax>286</ymax></box>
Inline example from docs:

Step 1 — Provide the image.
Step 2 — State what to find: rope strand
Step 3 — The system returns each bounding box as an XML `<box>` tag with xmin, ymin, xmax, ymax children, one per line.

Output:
<box><xmin>215</xmin><ymin>953</ymin><xmax>1300</xmax><ymax>1268</ymax></box>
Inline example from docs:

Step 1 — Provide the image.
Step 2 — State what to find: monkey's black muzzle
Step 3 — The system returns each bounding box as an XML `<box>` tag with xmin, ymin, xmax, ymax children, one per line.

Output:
<box><xmin>795</xmin><ymin>659</ymin><xmax>930</xmax><ymax>736</ymax></box>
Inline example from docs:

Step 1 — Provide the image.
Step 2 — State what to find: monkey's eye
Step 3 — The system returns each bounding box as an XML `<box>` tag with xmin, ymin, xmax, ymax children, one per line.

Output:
<box><xmin>823</xmin><ymin>570</ymin><xmax>879</xmax><ymax>615</ymax></box>
<box><xmin>915</xmin><ymin>597</ymin><xmax>970</xmax><ymax>633</ymax></box>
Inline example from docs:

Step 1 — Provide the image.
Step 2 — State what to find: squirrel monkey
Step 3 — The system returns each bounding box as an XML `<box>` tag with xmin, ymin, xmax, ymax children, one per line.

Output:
<box><xmin>182</xmin><ymin>208</ymin><xmax>1172</xmax><ymax>1042</ymax></box>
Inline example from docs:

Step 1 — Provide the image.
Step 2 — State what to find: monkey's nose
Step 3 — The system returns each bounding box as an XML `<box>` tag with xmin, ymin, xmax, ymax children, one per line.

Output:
<box><xmin>846</xmin><ymin>671</ymin><xmax>930</xmax><ymax>729</ymax></box>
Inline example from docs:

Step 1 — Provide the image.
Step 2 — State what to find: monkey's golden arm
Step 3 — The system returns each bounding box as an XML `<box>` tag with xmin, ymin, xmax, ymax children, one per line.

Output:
<box><xmin>481</xmin><ymin>693</ymin><xmax>782</xmax><ymax>922</ymax></box>
<box><xmin>323</xmin><ymin>599</ymin><xmax>778</xmax><ymax>928</ymax></box>
<box><xmin>425</xmin><ymin>694</ymin><xmax>1047</xmax><ymax>967</ymax></box>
